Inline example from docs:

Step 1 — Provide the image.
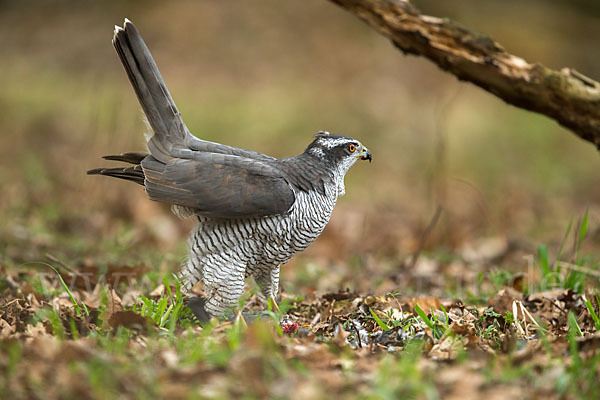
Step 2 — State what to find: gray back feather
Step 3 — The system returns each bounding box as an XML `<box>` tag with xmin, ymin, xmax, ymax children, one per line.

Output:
<box><xmin>141</xmin><ymin>155</ymin><xmax>295</xmax><ymax>218</ymax></box>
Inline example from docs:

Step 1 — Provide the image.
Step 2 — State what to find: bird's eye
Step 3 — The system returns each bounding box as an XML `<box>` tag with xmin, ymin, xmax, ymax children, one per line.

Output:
<box><xmin>348</xmin><ymin>143</ymin><xmax>356</xmax><ymax>152</ymax></box>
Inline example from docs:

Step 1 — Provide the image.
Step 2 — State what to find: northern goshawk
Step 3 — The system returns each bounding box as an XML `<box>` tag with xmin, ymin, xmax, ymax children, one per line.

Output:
<box><xmin>88</xmin><ymin>20</ymin><xmax>371</xmax><ymax>321</ymax></box>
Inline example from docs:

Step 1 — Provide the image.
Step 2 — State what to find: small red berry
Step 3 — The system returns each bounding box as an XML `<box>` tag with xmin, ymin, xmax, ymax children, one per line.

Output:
<box><xmin>281</xmin><ymin>321</ymin><xmax>298</xmax><ymax>335</ymax></box>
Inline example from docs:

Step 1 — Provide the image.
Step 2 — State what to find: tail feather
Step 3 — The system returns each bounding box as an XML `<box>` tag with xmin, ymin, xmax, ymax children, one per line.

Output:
<box><xmin>87</xmin><ymin>164</ymin><xmax>145</xmax><ymax>186</ymax></box>
<box><xmin>89</xmin><ymin>19</ymin><xmax>281</xmax><ymax>193</ymax></box>
<box><xmin>102</xmin><ymin>151</ymin><xmax>148</xmax><ymax>165</ymax></box>
<box><xmin>110</xmin><ymin>19</ymin><xmax>279</xmax><ymax>164</ymax></box>
<box><xmin>113</xmin><ymin>19</ymin><xmax>188</xmax><ymax>163</ymax></box>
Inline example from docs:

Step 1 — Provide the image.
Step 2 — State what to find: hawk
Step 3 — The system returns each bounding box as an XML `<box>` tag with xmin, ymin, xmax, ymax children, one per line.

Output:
<box><xmin>88</xmin><ymin>20</ymin><xmax>371</xmax><ymax>321</ymax></box>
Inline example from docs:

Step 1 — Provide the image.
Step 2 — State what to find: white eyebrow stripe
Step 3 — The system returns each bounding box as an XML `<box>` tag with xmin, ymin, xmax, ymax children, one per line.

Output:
<box><xmin>318</xmin><ymin>137</ymin><xmax>354</xmax><ymax>149</ymax></box>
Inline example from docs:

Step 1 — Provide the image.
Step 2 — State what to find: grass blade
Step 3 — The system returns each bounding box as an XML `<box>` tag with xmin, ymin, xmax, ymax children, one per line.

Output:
<box><xmin>163</xmin><ymin>275</ymin><xmax>174</xmax><ymax>304</ymax></box>
<box><xmin>568</xmin><ymin>311</ymin><xmax>584</xmax><ymax>337</ymax></box>
<box><xmin>538</xmin><ymin>245</ymin><xmax>551</xmax><ymax>277</ymax></box>
<box><xmin>155</xmin><ymin>298</ymin><xmax>168</xmax><ymax>324</ymax></box>
<box><xmin>584</xmin><ymin>299</ymin><xmax>600</xmax><ymax>331</ymax></box>
<box><xmin>414</xmin><ymin>304</ymin><xmax>435</xmax><ymax>331</ymax></box>
<box><xmin>578</xmin><ymin>210</ymin><xmax>589</xmax><ymax>246</ymax></box>
<box><xmin>554</xmin><ymin>217</ymin><xmax>573</xmax><ymax>268</ymax></box>
<box><xmin>34</xmin><ymin>261</ymin><xmax>89</xmax><ymax>316</ymax></box>
<box><xmin>575</xmin><ymin>210</ymin><xmax>589</xmax><ymax>263</ymax></box>
<box><xmin>370</xmin><ymin>308</ymin><xmax>390</xmax><ymax>331</ymax></box>
<box><xmin>160</xmin><ymin>304</ymin><xmax>173</xmax><ymax>327</ymax></box>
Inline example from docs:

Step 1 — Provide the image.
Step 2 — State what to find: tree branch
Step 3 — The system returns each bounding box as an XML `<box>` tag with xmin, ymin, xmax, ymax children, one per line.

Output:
<box><xmin>329</xmin><ymin>0</ymin><xmax>600</xmax><ymax>149</ymax></box>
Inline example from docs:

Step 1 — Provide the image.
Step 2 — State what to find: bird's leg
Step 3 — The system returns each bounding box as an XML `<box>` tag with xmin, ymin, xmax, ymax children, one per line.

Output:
<box><xmin>254</xmin><ymin>265</ymin><xmax>281</xmax><ymax>311</ymax></box>
<box><xmin>220</xmin><ymin>266</ymin><xmax>282</xmax><ymax>324</ymax></box>
<box><xmin>178</xmin><ymin>251</ymin><xmax>204</xmax><ymax>293</ymax></box>
<box><xmin>201</xmin><ymin>262</ymin><xmax>246</xmax><ymax>320</ymax></box>
<box><xmin>268</xmin><ymin>296</ymin><xmax>280</xmax><ymax>313</ymax></box>
<box><xmin>179</xmin><ymin>225</ymin><xmax>213</xmax><ymax>297</ymax></box>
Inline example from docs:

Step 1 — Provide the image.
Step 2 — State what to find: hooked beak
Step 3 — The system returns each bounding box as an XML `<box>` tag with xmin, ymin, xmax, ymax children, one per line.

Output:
<box><xmin>360</xmin><ymin>147</ymin><xmax>372</xmax><ymax>163</ymax></box>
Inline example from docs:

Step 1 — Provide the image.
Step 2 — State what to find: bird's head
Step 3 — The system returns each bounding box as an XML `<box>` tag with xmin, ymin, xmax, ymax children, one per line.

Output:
<box><xmin>305</xmin><ymin>131</ymin><xmax>372</xmax><ymax>174</ymax></box>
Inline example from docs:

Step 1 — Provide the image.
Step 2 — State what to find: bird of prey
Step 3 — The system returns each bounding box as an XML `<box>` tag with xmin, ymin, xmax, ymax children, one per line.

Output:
<box><xmin>88</xmin><ymin>19</ymin><xmax>371</xmax><ymax>321</ymax></box>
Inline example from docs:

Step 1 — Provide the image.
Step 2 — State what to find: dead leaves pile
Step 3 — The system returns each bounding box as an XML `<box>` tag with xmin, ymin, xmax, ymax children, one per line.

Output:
<box><xmin>281</xmin><ymin>287</ymin><xmax>600</xmax><ymax>358</ymax></box>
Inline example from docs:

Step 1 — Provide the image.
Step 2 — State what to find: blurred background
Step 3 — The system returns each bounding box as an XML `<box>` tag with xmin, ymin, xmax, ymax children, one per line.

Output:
<box><xmin>1</xmin><ymin>0</ymin><xmax>599</xmax><ymax>297</ymax></box>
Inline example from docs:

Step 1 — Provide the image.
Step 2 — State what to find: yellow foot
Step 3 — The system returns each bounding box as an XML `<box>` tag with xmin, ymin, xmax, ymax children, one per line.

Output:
<box><xmin>233</xmin><ymin>310</ymin><xmax>248</xmax><ymax>329</ymax></box>
<box><xmin>268</xmin><ymin>296</ymin><xmax>280</xmax><ymax>313</ymax></box>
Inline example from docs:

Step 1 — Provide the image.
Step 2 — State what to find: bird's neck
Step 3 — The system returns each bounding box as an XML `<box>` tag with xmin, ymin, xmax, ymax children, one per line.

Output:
<box><xmin>277</xmin><ymin>153</ymin><xmax>336</xmax><ymax>196</ymax></box>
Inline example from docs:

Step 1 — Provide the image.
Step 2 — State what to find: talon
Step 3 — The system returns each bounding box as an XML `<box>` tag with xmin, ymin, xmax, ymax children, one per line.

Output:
<box><xmin>234</xmin><ymin>310</ymin><xmax>248</xmax><ymax>328</ymax></box>
<box><xmin>269</xmin><ymin>296</ymin><xmax>280</xmax><ymax>313</ymax></box>
<box><xmin>188</xmin><ymin>297</ymin><xmax>211</xmax><ymax>324</ymax></box>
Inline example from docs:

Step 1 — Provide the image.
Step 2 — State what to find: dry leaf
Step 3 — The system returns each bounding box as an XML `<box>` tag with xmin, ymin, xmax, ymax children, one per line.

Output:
<box><xmin>108</xmin><ymin>311</ymin><xmax>150</xmax><ymax>331</ymax></box>
<box><xmin>406</xmin><ymin>297</ymin><xmax>443</xmax><ymax>313</ymax></box>
<box><xmin>488</xmin><ymin>287</ymin><xmax>522</xmax><ymax>315</ymax></box>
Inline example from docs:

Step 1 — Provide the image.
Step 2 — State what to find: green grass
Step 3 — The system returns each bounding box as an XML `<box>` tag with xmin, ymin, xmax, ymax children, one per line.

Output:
<box><xmin>534</xmin><ymin>211</ymin><xmax>599</xmax><ymax>293</ymax></box>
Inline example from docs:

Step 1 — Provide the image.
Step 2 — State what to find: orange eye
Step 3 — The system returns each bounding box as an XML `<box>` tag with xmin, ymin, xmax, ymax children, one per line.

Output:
<box><xmin>348</xmin><ymin>144</ymin><xmax>356</xmax><ymax>152</ymax></box>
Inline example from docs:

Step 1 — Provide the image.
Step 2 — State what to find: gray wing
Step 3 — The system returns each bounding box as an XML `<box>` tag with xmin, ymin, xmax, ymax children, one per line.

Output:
<box><xmin>141</xmin><ymin>154</ymin><xmax>295</xmax><ymax>218</ymax></box>
<box><xmin>113</xmin><ymin>19</ymin><xmax>275</xmax><ymax>164</ymax></box>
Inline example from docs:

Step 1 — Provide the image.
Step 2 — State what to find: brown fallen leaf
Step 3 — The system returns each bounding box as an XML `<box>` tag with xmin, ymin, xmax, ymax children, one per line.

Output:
<box><xmin>82</xmin><ymin>285</ymin><xmax>102</xmax><ymax>309</ymax></box>
<box><xmin>103</xmin><ymin>288</ymin><xmax>124</xmax><ymax>325</ymax></box>
<box><xmin>108</xmin><ymin>310</ymin><xmax>151</xmax><ymax>331</ymax></box>
<box><xmin>448</xmin><ymin>320</ymin><xmax>475</xmax><ymax>337</ymax></box>
<box><xmin>488</xmin><ymin>287</ymin><xmax>522</xmax><ymax>315</ymax></box>
<box><xmin>150</xmin><ymin>284</ymin><xmax>165</xmax><ymax>297</ymax></box>
<box><xmin>0</xmin><ymin>318</ymin><xmax>15</xmax><ymax>338</ymax></box>
<box><xmin>121</xmin><ymin>288</ymin><xmax>143</xmax><ymax>307</ymax></box>
<box><xmin>429</xmin><ymin>336</ymin><xmax>463</xmax><ymax>360</ymax></box>
<box><xmin>25</xmin><ymin>321</ymin><xmax>51</xmax><ymax>338</ymax></box>
<box><xmin>321</xmin><ymin>290</ymin><xmax>357</xmax><ymax>302</ymax></box>
<box><xmin>332</xmin><ymin>323</ymin><xmax>349</xmax><ymax>348</ymax></box>
<box><xmin>405</xmin><ymin>297</ymin><xmax>442</xmax><ymax>314</ymax></box>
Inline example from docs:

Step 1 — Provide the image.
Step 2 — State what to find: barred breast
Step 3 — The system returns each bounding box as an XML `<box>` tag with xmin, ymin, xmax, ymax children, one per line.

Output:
<box><xmin>179</xmin><ymin>182</ymin><xmax>338</xmax><ymax>291</ymax></box>
<box><xmin>287</xmin><ymin>184</ymin><xmax>338</xmax><ymax>253</ymax></box>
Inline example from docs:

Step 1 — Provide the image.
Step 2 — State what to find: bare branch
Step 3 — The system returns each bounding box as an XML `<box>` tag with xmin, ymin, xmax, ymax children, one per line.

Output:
<box><xmin>329</xmin><ymin>0</ymin><xmax>600</xmax><ymax>149</ymax></box>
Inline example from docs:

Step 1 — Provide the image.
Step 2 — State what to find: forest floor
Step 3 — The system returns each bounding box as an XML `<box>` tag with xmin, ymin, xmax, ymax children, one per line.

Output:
<box><xmin>1</xmin><ymin>211</ymin><xmax>600</xmax><ymax>399</ymax></box>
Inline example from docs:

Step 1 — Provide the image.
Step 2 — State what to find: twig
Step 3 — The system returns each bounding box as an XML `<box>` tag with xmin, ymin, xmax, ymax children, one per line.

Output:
<box><xmin>310</xmin><ymin>313</ymin><xmax>321</xmax><ymax>325</ymax></box>
<box><xmin>556</xmin><ymin>261</ymin><xmax>600</xmax><ymax>279</ymax></box>
<box><xmin>512</xmin><ymin>300</ymin><xmax>525</xmax><ymax>337</ymax></box>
